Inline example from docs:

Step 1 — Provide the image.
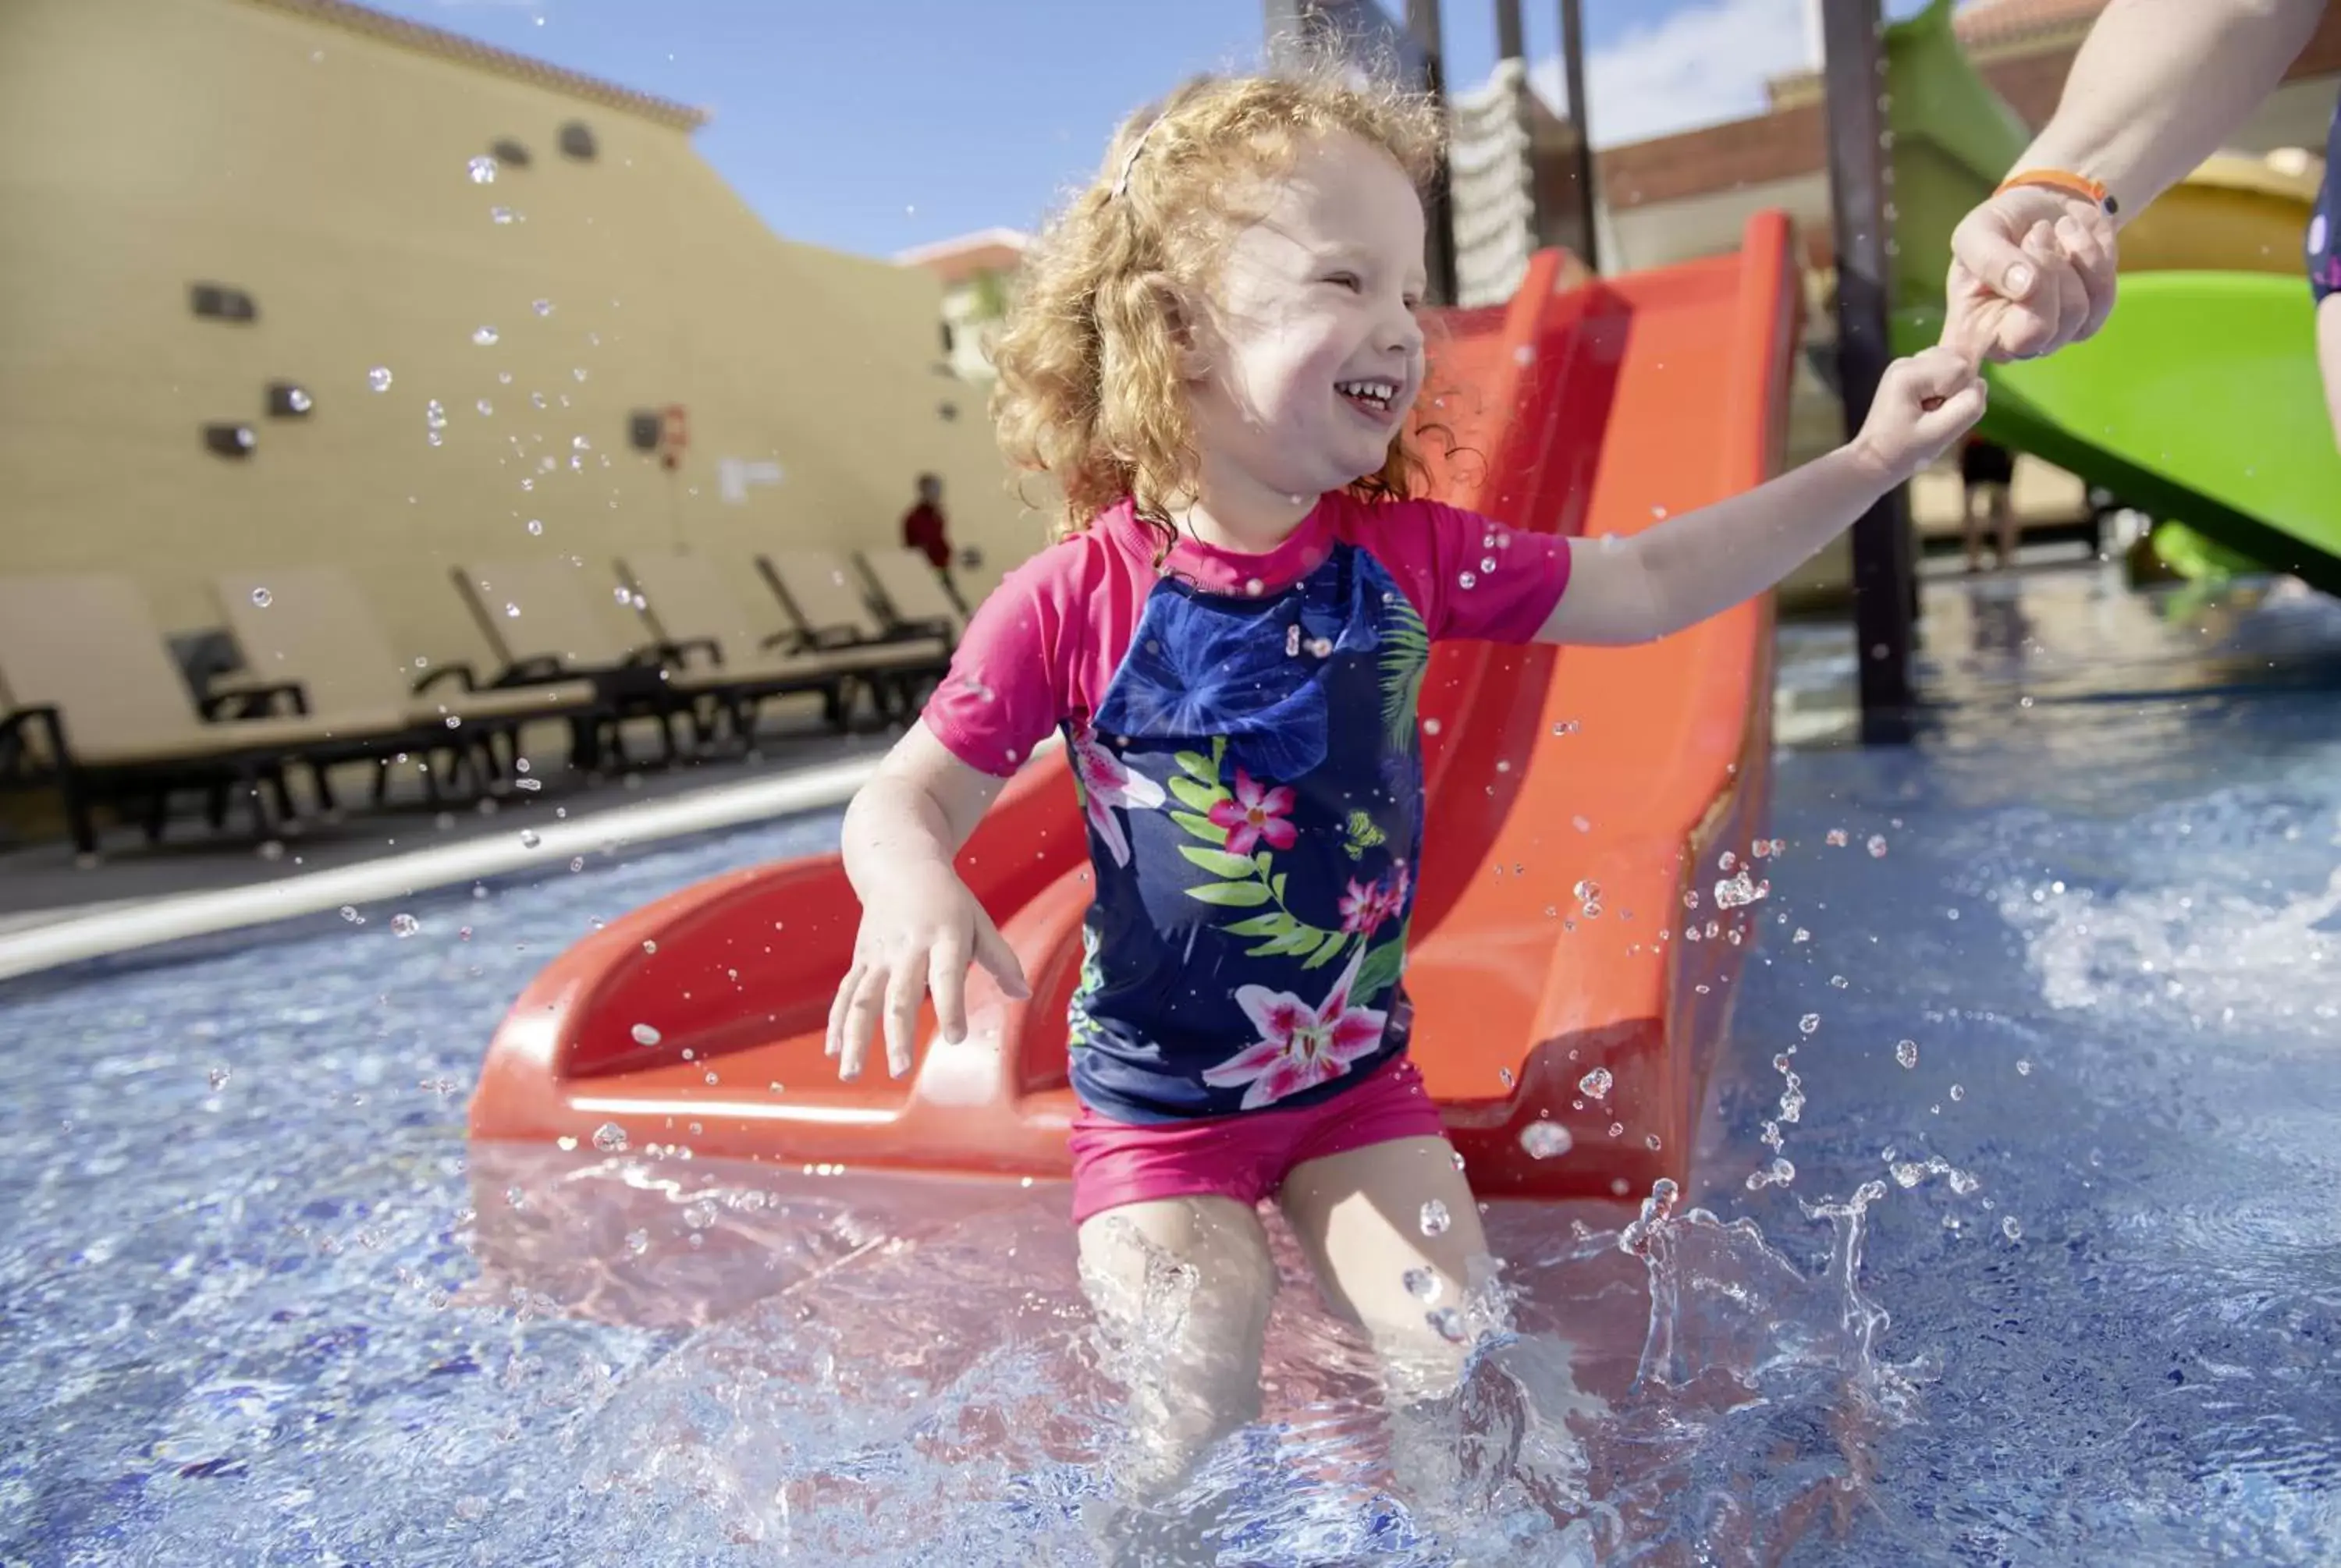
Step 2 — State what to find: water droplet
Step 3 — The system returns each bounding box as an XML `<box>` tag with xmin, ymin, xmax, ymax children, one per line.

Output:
<box><xmin>1577</xmin><ymin>1066</ymin><xmax>1612</xmax><ymax>1099</ymax></box>
<box><xmin>1792</xmin><ymin>927</ymin><xmax>1810</xmax><ymax>942</ymax></box>
<box><xmin>1519</xmin><ymin>1121</ymin><xmax>1572</xmax><ymax>1159</ymax></box>
<box><xmin>572</xmin><ymin>435</ymin><xmax>592</xmax><ymax>452</ymax></box>
<box><xmin>1458</xmin><ymin>571</ymin><xmax>1477</xmax><ymax>590</ymax></box>
<box><xmin>1423</xmin><ymin>718</ymin><xmax>1441</xmax><ymax>736</ymax></box>
<box><xmin>2001</xmin><ymin>1215</ymin><xmax>2023</xmax><ymax>1241</ymax></box>
<box><xmin>208</xmin><ymin>1065</ymin><xmax>231</xmax><ymax>1091</ymax></box>
<box><xmin>467</xmin><ymin>155</ymin><xmax>498</xmax><ymax>184</ymax></box>
<box><xmin>490</xmin><ymin>206</ymin><xmax>515</xmax><ymax>225</ymax></box>
<box><xmin>1826</xmin><ymin>828</ymin><xmax>1849</xmax><ymax>846</ymax></box>
<box><xmin>1402</xmin><ymin>1266</ymin><xmax>1441</xmax><ymax>1301</ymax></box>
<box><xmin>1948</xmin><ymin>1083</ymin><xmax>1965</xmax><ymax>1102</ymax></box>
<box><xmin>244</xmin><ymin>587</ymin><xmax>275</xmax><ymax>610</ymax></box>
<box><xmin>503</xmin><ymin>602</ymin><xmax>520</xmax><ymax>619</ymax></box>
<box><xmin>571</xmin><ymin>367</ymin><xmax>589</xmax><ymax>383</ymax></box>
<box><xmin>1895</xmin><ymin>1038</ymin><xmax>1919</xmax><ymax>1069</ymax></box>
<box><xmin>518</xmin><ymin>829</ymin><xmax>540</xmax><ymax>848</ymax></box>
<box><xmin>1799</xmin><ymin>1013</ymin><xmax>1821</xmax><ymax>1034</ymax></box>
<box><xmin>533</xmin><ymin>298</ymin><xmax>554</xmax><ymax>317</ymax></box>
<box><xmin>628</xmin><ymin>1022</ymin><xmax>662</xmax><ymax>1048</ymax></box>
<box><xmin>472</xmin><ymin>326</ymin><xmax>499</xmax><ymax>346</ymax></box>
<box><xmin>624</xmin><ymin>1228</ymin><xmax>649</xmax><ymax>1255</ymax></box>
<box><xmin>425</xmin><ymin>399</ymin><xmax>447</xmax><ymax>430</ymax></box>
<box><xmin>338</xmin><ymin>905</ymin><xmax>362</xmax><ymax>924</ymax></box>
<box><xmin>1418</xmin><ymin>1199</ymin><xmax>1451</xmax><ymax>1236</ymax></box>
<box><xmin>1426</xmin><ymin>1305</ymin><xmax>1467</xmax><ymax>1341</ymax></box>
<box><xmin>1479</xmin><ymin>555</ymin><xmax>1497</xmax><ymax>573</ymax></box>
<box><xmin>2015</xmin><ymin>1059</ymin><xmax>2032</xmax><ymax>1076</ymax></box>
<box><xmin>591</xmin><ymin>1122</ymin><xmax>628</xmax><ymax>1152</ymax></box>
<box><xmin>368</xmin><ymin>366</ymin><xmax>393</xmax><ymax>392</ymax></box>
<box><xmin>1572</xmin><ymin>878</ymin><xmax>1600</xmax><ymax>902</ymax></box>
<box><xmin>1867</xmin><ymin>834</ymin><xmax>1888</xmax><ymax>858</ymax></box>
<box><xmin>389</xmin><ymin>913</ymin><xmax>421</xmax><ymax>938</ymax></box>
<box><xmin>525</xmin><ymin>519</ymin><xmax>542</xmax><ymax>535</ymax></box>
<box><xmin>1551</xmin><ymin>719</ymin><xmax>1579</xmax><ymax>736</ymax></box>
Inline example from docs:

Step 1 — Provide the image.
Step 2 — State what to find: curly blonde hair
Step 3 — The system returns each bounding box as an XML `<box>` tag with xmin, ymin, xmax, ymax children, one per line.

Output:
<box><xmin>988</xmin><ymin>62</ymin><xmax>1448</xmax><ymax>548</ymax></box>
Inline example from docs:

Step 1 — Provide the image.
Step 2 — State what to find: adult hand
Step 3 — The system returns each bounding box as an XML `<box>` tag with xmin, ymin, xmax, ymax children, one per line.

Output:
<box><xmin>1941</xmin><ymin>183</ymin><xmax>2119</xmax><ymax>363</ymax></box>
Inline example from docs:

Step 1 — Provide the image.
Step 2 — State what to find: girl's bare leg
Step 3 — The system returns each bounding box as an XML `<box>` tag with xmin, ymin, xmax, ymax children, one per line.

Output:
<box><xmin>1077</xmin><ymin>1195</ymin><xmax>1278</xmax><ymax>1561</ymax></box>
<box><xmin>1278</xmin><ymin>1134</ymin><xmax>1503</xmax><ymax>1513</ymax></box>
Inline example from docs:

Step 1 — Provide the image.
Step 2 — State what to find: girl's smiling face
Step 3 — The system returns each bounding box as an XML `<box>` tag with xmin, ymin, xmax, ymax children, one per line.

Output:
<box><xmin>1184</xmin><ymin>129</ymin><xmax>1429</xmax><ymax>515</ymax></box>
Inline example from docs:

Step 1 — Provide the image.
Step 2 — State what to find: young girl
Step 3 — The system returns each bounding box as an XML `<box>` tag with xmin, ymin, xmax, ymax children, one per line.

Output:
<box><xmin>829</xmin><ymin>63</ymin><xmax>1981</xmax><ymax>1523</ymax></box>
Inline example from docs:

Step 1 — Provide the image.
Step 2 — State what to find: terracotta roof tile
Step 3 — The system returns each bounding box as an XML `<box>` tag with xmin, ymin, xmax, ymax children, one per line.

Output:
<box><xmin>1951</xmin><ymin>0</ymin><xmax>2107</xmax><ymax>51</ymax></box>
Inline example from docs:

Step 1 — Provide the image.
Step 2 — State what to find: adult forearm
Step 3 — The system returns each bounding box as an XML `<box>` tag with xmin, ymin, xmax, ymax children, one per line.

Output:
<box><xmin>2015</xmin><ymin>0</ymin><xmax>2326</xmax><ymax>219</ymax></box>
<box><xmin>1632</xmin><ymin>446</ymin><xmax>1892</xmax><ymax>639</ymax></box>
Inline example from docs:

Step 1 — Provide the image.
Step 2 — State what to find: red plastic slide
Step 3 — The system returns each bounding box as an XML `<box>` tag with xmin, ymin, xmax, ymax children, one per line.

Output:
<box><xmin>470</xmin><ymin>212</ymin><xmax>1801</xmax><ymax>1203</ymax></box>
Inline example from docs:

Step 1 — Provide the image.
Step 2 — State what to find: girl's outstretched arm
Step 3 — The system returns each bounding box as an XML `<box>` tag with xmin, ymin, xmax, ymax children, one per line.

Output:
<box><xmin>1536</xmin><ymin>348</ymin><xmax>1985</xmax><ymax>647</ymax></box>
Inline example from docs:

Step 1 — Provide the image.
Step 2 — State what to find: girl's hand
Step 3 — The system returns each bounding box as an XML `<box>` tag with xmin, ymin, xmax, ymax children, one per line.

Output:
<box><xmin>825</xmin><ymin>861</ymin><xmax>1031</xmax><ymax>1080</ymax></box>
<box><xmin>1848</xmin><ymin>346</ymin><xmax>1988</xmax><ymax>485</ymax></box>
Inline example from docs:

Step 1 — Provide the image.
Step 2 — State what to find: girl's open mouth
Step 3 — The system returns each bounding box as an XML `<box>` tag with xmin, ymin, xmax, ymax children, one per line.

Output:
<box><xmin>1336</xmin><ymin>377</ymin><xmax>1400</xmax><ymax>419</ymax></box>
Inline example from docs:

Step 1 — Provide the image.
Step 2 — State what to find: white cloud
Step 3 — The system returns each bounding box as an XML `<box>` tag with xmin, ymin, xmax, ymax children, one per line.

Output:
<box><xmin>1527</xmin><ymin>0</ymin><xmax>1820</xmax><ymax>148</ymax></box>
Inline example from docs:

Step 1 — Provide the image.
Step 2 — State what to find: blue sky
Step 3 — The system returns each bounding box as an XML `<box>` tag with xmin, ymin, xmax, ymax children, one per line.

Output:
<box><xmin>375</xmin><ymin>0</ymin><xmax>1934</xmax><ymax>259</ymax></box>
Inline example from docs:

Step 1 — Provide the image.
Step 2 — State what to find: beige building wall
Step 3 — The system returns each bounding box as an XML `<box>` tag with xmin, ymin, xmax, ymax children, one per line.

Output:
<box><xmin>0</xmin><ymin>0</ymin><xmax>1036</xmax><ymax>677</ymax></box>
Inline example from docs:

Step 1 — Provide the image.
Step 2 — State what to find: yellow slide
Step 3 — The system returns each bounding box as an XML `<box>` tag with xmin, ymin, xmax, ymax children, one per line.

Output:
<box><xmin>2116</xmin><ymin>149</ymin><xmax>2323</xmax><ymax>277</ymax></box>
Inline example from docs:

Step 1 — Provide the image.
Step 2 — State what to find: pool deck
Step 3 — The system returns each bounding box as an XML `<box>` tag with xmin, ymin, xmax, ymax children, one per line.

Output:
<box><xmin>0</xmin><ymin>548</ymin><xmax>2219</xmax><ymax>982</ymax></box>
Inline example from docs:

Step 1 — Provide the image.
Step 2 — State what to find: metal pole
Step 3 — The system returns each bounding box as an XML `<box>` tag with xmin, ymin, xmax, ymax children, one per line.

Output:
<box><xmin>1405</xmin><ymin>0</ymin><xmax>1459</xmax><ymax>306</ymax></box>
<box><xmin>1558</xmin><ymin>0</ymin><xmax>1598</xmax><ymax>273</ymax></box>
<box><xmin>1818</xmin><ymin>0</ymin><xmax>1914</xmax><ymax>742</ymax></box>
<box><xmin>1495</xmin><ymin>0</ymin><xmax>1525</xmax><ymax>59</ymax></box>
<box><xmin>1263</xmin><ymin>0</ymin><xmax>1313</xmax><ymax>64</ymax></box>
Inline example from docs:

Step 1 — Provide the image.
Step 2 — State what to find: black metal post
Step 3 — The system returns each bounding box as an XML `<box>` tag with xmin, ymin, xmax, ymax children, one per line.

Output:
<box><xmin>1558</xmin><ymin>0</ymin><xmax>1598</xmax><ymax>273</ymax></box>
<box><xmin>1495</xmin><ymin>0</ymin><xmax>1525</xmax><ymax>59</ymax></box>
<box><xmin>1818</xmin><ymin>0</ymin><xmax>1914</xmax><ymax>742</ymax></box>
<box><xmin>1405</xmin><ymin>0</ymin><xmax>1458</xmax><ymax>306</ymax></box>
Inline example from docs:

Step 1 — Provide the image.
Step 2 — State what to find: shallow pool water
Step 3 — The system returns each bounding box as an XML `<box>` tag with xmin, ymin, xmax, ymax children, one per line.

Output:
<box><xmin>5</xmin><ymin>569</ymin><xmax>2339</xmax><ymax>1565</ymax></box>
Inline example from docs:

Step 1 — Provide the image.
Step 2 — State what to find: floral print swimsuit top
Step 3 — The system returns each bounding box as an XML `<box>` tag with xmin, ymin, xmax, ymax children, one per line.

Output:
<box><xmin>922</xmin><ymin>493</ymin><xmax>1572</xmax><ymax>1126</ymax></box>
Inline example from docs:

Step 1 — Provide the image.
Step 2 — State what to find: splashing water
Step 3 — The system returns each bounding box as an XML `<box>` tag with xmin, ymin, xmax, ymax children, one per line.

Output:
<box><xmin>9</xmin><ymin>577</ymin><xmax>2341</xmax><ymax>1564</ymax></box>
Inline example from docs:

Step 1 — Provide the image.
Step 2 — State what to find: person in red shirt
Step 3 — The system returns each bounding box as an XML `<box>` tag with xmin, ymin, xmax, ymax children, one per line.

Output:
<box><xmin>901</xmin><ymin>474</ymin><xmax>951</xmax><ymax>573</ymax></box>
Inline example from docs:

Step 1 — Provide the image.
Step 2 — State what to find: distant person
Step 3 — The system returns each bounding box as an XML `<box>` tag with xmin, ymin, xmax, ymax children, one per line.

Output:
<box><xmin>824</xmin><ymin>62</ymin><xmax>1980</xmax><ymax>1556</ymax></box>
<box><xmin>901</xmin><ymin>474</ymin><xmax>952</xmax><ymax>574</ymax></box>
<box><xmin>1959</xmin><ymin>434</ymin><xmax>2019</xmax><ymax>572</ymax></box>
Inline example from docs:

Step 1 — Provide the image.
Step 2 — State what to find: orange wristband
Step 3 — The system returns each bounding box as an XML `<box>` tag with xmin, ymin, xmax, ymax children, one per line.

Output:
<box><xmin>1995</xmin><ymin>168</ymin><xmax>2118</xmax><ymax>216</ymax></box>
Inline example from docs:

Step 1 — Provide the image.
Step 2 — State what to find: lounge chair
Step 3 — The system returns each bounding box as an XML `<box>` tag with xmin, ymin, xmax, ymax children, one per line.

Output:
<box><xmin>617</xmin><ymin>550</ymin><xmax>925</xmax><ymax>739</ymax></box>
<box><xmin>855</xmin><ymin>547</ymin><xmax>968</xmax><ymax>646</ymax></box>
<box><xmin>449</xmin><ymin>556</ymin><xmax>726</xmax><ymax>767</ymax></box>
<box><xmin>754</xmin><ymin>548</ymin><xmax>949</xmax><ymax>717</ymax></box>
<box><xmin>0</xmin><ymin>573</ymin><xmax>425</xmax><ymax>854</ymax></box>
<box><xmin>211</xmin><ymin>566</ymin><xmax>603</xmax><ymax>800</ymax></box>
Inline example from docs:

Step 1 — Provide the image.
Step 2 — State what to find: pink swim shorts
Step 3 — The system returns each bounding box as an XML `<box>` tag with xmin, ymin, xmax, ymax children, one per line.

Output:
<box><xmin>1066</xmin><ymin>1052</ymin><xmax>1449</xmax><ymax>1225</ymax></box>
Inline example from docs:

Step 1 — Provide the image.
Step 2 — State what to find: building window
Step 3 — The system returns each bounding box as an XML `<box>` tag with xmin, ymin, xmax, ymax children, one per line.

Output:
<box><xmin>190</xmin><ymin>283</ymin><xmax>258</xmax><ymax>323</ymax></box>
<box><xmin>559</xmin><ymin>121</ymin><xmax>598</xmax><ymax>161</ymax></box>
<box><xmin>203</xmin><ymin>423</ymin><xmax>257</xmax><ymax>458</ymax></box>
<box><xmin>490</xmin><ymin>137</ymin><xmax>533</xmax><ymax>167</ymax></box>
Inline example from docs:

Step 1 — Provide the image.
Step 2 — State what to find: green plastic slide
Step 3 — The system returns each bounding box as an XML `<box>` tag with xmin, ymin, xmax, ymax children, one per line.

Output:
<box><xmin>1881</xmin><ymin>0</ymin><xmax>2341</xmax><ymax>590</ymax></box>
